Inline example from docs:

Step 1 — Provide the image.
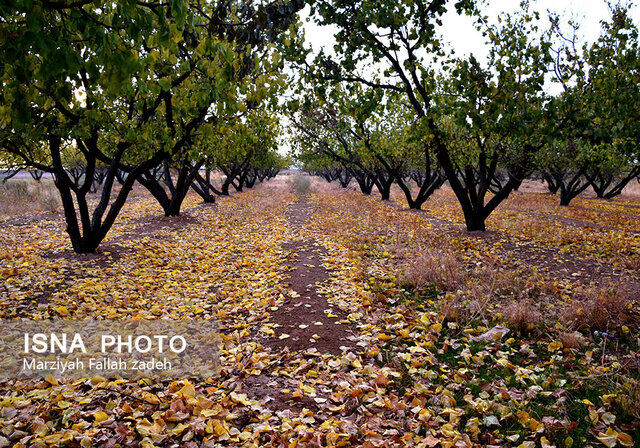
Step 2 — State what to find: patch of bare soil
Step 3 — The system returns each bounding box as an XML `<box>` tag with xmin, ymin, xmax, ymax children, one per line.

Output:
<box><xmin>241</xmin><ymin>352</ymin><xmax>327</xmax><ymax>413</ymax></box>
<box><xmin>44</xmin><ymin>243</ymin><xmax>132</xmax><ymax>269</ymax></box>
<box><xmin>461</xmin><ymin>226</ymin><xmax>640</xmax><ymax>298</ymax></box>
<box><xmin>263</xmin><ymin>239</ymin><xmax>359</xmax><ymax>354</ymax></box>
<box><xmin>243</xmin><ymin>196</ymin><xmax>360</xmax><ymax>412</ymax></box>
<box><xmin>259</xmin><ymin>197</ymin><xmax>359</xmax><ymax>355</ymax></box>
<box><xmin>117</xmin><ymin>213</ymin><xmax>200</xmax><ymax>241</ymax></box>
<box><xmin>0</xmin><ymin>211</ymin><xmax>62</xmax><ymax>228</ymax></box>
<box><xmin>389</xmin><ymin>195</ymin><xmax>640</xmax><ymax>294</ymax></box>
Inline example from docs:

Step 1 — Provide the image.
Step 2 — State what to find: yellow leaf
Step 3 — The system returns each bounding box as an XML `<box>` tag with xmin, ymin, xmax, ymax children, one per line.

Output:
<box><xmin>301</xmin><ymin>385</ymin><xmax>316</xmax><ymax>396</ymax></box>
<box><xmin>179</xmin><ymin>382</ymin><xmax>196</xmax><ymax>398</ymax></box>
<box><xmin>601</xmin><ymin>394</ymin><xmax>616</xmax><ymax>406</ymax></box>
<box><xmin>596</xmin><ymin>427</ymin><xmax>619</xmax><ymax>448</ymax></box>
<box><xmin>548</xmin><ymin>341</ymin><xmax>563</xmax><ymax>352</ymax></box>
<box><xmin>541</xmin><ymin>436</ymin><xmax>556</xmax><ymax>448</ymax></box>
<box><xmin>143</xmin><ymin>392</ymin><xmax>160</xmax><ymax>404</ymax></box>
<box><xmin>56</xmin><ymin>305</ymin><xmax>69</xmax><ymax>315</ymax></box>
<box><xmin>516</xmin><ymin>443</ymin><xmax>536</xmax><ymax>448</ymax></box>
<box><xmin>213</xmin><ymin>421</ymin><xmax>228</xmax><ymax>437</ymax></box>
<box><xmin>229</xmin><ymin>392</ymin><xmax>253</xmax><ymax>406</ymax></box>
<box><xmin>93</xmin><ymin>411</ymin><xmax>110</xmax><ymax>423</ymax></box>
<box><xmin>326</xmin><ymin>432</ymin><xmax>340</xmax><ymax>447</ymax></box>
<box><xmin>172</xmin><ymin>423</ymin><xmax>188</xmax><ymax>436</ymax></box>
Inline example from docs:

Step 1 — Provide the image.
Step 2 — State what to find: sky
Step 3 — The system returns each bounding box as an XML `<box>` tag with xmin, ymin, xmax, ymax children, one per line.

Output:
<box><xmin>284</xmin><ymin>1</ymin><xmax>640</xmax><ymax>156</ymax></box>
<box><xmin>301</xmin><ymin>0</ymin><xmax>640</xmax><ymax>63</ymax></box>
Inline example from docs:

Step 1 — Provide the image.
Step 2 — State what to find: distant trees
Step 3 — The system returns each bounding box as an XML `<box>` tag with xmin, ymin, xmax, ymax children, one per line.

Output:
<box><xmin>301</xmin><ymin>0</ymin><xmax>552</xmax><ymax>229</ymax></box>
<box><xmin>0</xmin><ymin>0</ymin><xmax>302</xmax><ymax>252</ymax></box>
<box><xmin>299</xmin><ymin>0</ymin><xmax>640</xmax><ymax>221</ymax></box>
<box><xmin>2</xmin><ymin>0</ymin><xmax>639</xmax><ymax>252</ymax></box>
<box><xmin>583</xmin><ymin>5</ymin><xmax>640</xmax><ymax>199</ymax></box>
<box><xmin>539</xmin><ymin>3</ymin><xmax>640</xmax><ymax>205</ymax></box>
<box><xmin>441</xmin><ymin>6</ymin><xmax>551</xmax><ymax>229</ymax></box>
<box><xmin>291</xmin><ymin>85</ymin><xmax>442</xmax><ymax>206</ymax></box>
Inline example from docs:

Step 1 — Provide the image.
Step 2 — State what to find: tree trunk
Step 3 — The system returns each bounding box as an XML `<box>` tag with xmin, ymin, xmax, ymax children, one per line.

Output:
<box><xmin>138</xmin><ymin>161</ymin><xmax>203</xmax><ymax>216</ymax></box>
<box><xmin>590</xmin><ymin>166</ymin><xmax>640</xmax><ymax>199</ymax></box>
<box><xmin>191</xmin><ymin>167</ymin><xmax>218</xmax><ymax>203</ymax></box>
<box><xmin>434</xmin><ymin>138</ymin><xmax>525</xmax><ymax>232</ymax></box>
<box><xmin>396</xmin><ymin>171</ymin><xmax>445</xmax><ymax>210</ymax></box>
<box><xmin>354</xmin><ymin>172</ymin><xmax>374</xmax><ymax>195</ymax></box>
<box><xmin>544</xmin><ymin>173</ymin><xmax>560</xmax><ymax>194</ymax></box>
<box><xmin>374</xmin><ymin>171</ymin><xmax>394</xmax><ymax>200</ymax></box>
<box><xmin>50</xmin><ymin>134</ymin><xmax>162</xmax><ymax>253</ymax></box>
<box><xmin>554</xmin><ymin>167</ymin><xmax>593</xmax><ymax>207</ymax></box>
<box><xmin>337</xmin><ymin>169</ymin><xmax>352</xmax><ymax>188</ymax></box>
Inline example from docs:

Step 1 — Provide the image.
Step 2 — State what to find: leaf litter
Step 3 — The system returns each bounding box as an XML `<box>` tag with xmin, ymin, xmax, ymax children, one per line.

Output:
<box><xmin>0</xmin><ymin>177</ymin><xmax>638</xmax><ymax>447</ymax></box>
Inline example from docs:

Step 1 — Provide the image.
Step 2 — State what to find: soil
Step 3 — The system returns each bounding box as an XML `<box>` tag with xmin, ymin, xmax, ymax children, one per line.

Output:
<box><xmin>118</xmin><ymin>212</ymin><xmax>201</xmax><ymax>241</ymax></box>
<box><xmin>44</xmin><ymin>243</ymin><xmax>131</xmax><ymax>267</ymax></box>
<box><xmin>258</xmin><ymin>196</ymin><xmax>359</xmax><ymax>356</ymax></box>
<box><xmin>0</xmin><ymin>211</ymin><xmax>62</xmax><ymax>228</ymax></box>
<box><xmin>392</xmin><ymin>193</ymin><xmax>640</xmax><ymax>294</ymax></box>
<box><xmin>242</xmin><ymin>195</ymin><xmax>361</xmax><ymax>412</ymax></box>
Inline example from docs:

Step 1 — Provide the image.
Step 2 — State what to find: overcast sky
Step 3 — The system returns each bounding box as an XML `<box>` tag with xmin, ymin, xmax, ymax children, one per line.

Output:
<box><xmin>301</xmin><ymin>0</ymin><xmax>640</xmax><ymax>62</ymax></box>
<box><xmin>281</xmin><ymin>1</ymin><xmax>639</xmax><ymax>155</ymax></box>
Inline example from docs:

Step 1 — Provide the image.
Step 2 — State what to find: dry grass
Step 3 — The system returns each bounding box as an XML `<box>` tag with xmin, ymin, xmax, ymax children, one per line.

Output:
<box><xmin>399</xmin><ymin>248</ymin><xmax>464</xmax><ymax>293</ymax></box>
<box><xmin>559</xmin><ymin>331</ymin><xmax>586</xmax><ymax>350</ymax></box>
<box><xmin>621</xmin><ymin>254</ymin><xmax>640</xmax><ymax>271</ymax></box>
<box><xmin>561</xmin><ymin>285</ymin><xmax>631</xmax><ymax>332</ymax></box>
<box><xmin>621</xmin><ymin>179</ymin><xmax>640</xmax><ymax>198</ymax></box>
<box><xmin>0</xmin><ymin>179</ymin><xmax>60</xmax><ymax>215</ymax></box>
<box><xmin>438</xmin><ymin>291</ymin><xmax>495</xmax><ymax>329</ymax></box>
<box><xmin>617</xmin><ymin>380</ymin><xmax>640</xmax><ymax>420</ymax></box>
<box><xmin>504</xmin><ymin>300</ymin><xmax>542</xmax><ymax>335</ymax></box>
<box><xmin>440</xmin><ymin>293</ymin><xmax>465</xmax><ymax>323</ymax></box>
<box><xmin>286</xmin><ymin>174</ymin><xmax>312</xmax><ymax>194</ymax></box>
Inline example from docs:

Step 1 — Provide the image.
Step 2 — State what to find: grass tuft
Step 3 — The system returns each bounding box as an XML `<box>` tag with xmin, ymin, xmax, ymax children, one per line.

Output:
<box><xmin>0</xmin><ymin>179</ymin><xmax>60</xmax><ymax>215</ymax></box>
<box><xmin>399</xmin><ymin>248</ymin><xmax>463</xmax><ymax>293</ymax></box>
<box><xmin>561</xmin><ymin>286</ymin><xmax>631</xmax><ymax>333</ymax></box>
<box><xmin>504</xmin><ymin>300</ymin><xmax>541</xmax><ymax>336</ymax></box>
<box><xmin>286</xmin><ymin>174</ymin><xmax>312</xmax><ymax>194</ymax></box>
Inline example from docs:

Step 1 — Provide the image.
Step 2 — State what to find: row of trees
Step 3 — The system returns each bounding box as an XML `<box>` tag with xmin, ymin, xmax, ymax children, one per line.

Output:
<box><xmin>291</xmin><ymin>0</ymin><xmax>640</xmax><ymax>230</ymax></box>
<box><xmin>2</xmin><ymin>0</ymin><xmax>639</xmax><ymax>250</ymax></box>
<box><xmin>0</xmin><ymin>0</ymin><xmax>302</xmax><ymax>252</ymax></box>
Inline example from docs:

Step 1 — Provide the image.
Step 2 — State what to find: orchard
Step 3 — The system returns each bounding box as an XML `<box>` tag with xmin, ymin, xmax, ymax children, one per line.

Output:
<box><xmin>0</xmin><ymin>1</ymin><xmax>639</xmax><ymax>447</ymax></box>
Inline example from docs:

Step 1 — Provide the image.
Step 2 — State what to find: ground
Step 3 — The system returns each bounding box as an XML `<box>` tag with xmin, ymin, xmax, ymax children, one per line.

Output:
<box><xmin>0</xmin><ymin>174</ymin><xmax>638</xmax><ymax>448</ymax></box>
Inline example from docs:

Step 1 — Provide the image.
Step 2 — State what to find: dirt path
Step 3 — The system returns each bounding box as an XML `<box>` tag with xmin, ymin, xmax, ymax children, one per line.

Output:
<box><xmin>243</xmin><ymin>194</ymin><xmax>360</xmax><ymax>412</ymax></box>
<box><xmin>259</xmin><ymin>195</ymin><xmax>358</xmax><ymax>355</ymax></box>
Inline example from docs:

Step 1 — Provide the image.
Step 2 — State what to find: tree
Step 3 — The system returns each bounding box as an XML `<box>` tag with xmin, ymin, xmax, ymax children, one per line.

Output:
<box><xmin>538</xmin><ymin>3</ymin><xmax>640</xmax><ymax>205</ymax></box>
<box><xmin>310</xmin><ymin>0</ymin><xmax>551</xmax><ymax>230</ymax></box>
<box><xmin>290</xmin><ymin>87</ymin><xmax>394</xmax><ymax>199</ymax></box>
<box><xmin>584</xmin><ymin>4</ymin><xmax>640</xmax><ymax>199</ymax></box>
<box><xmin>0</xmin><ymin>0</ymin><xmax>303</xmax><ymax>252</ymax></box>
<box><xmin>443</xmin><ymin>6</ymin><xmax>552</xmax><ymax>224</ymax></box>
<box><xmin>1</xmin><ymin>0</ymin><xmax>167</xmax><ymax>253</ymax></box>
<box><xmin>358</xmin><ymin>92</ymin><xmax>445</xmax><ymax>209</ymax></box>
<box><xmin>133</xmin><ymin>3</ymin><xmax>297</xmax><ymax>216</ymax></box>
<box><xmin>539</xmin><ymin>139</ymin><xmax>597</xmax><ymax>205</ymax></box>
